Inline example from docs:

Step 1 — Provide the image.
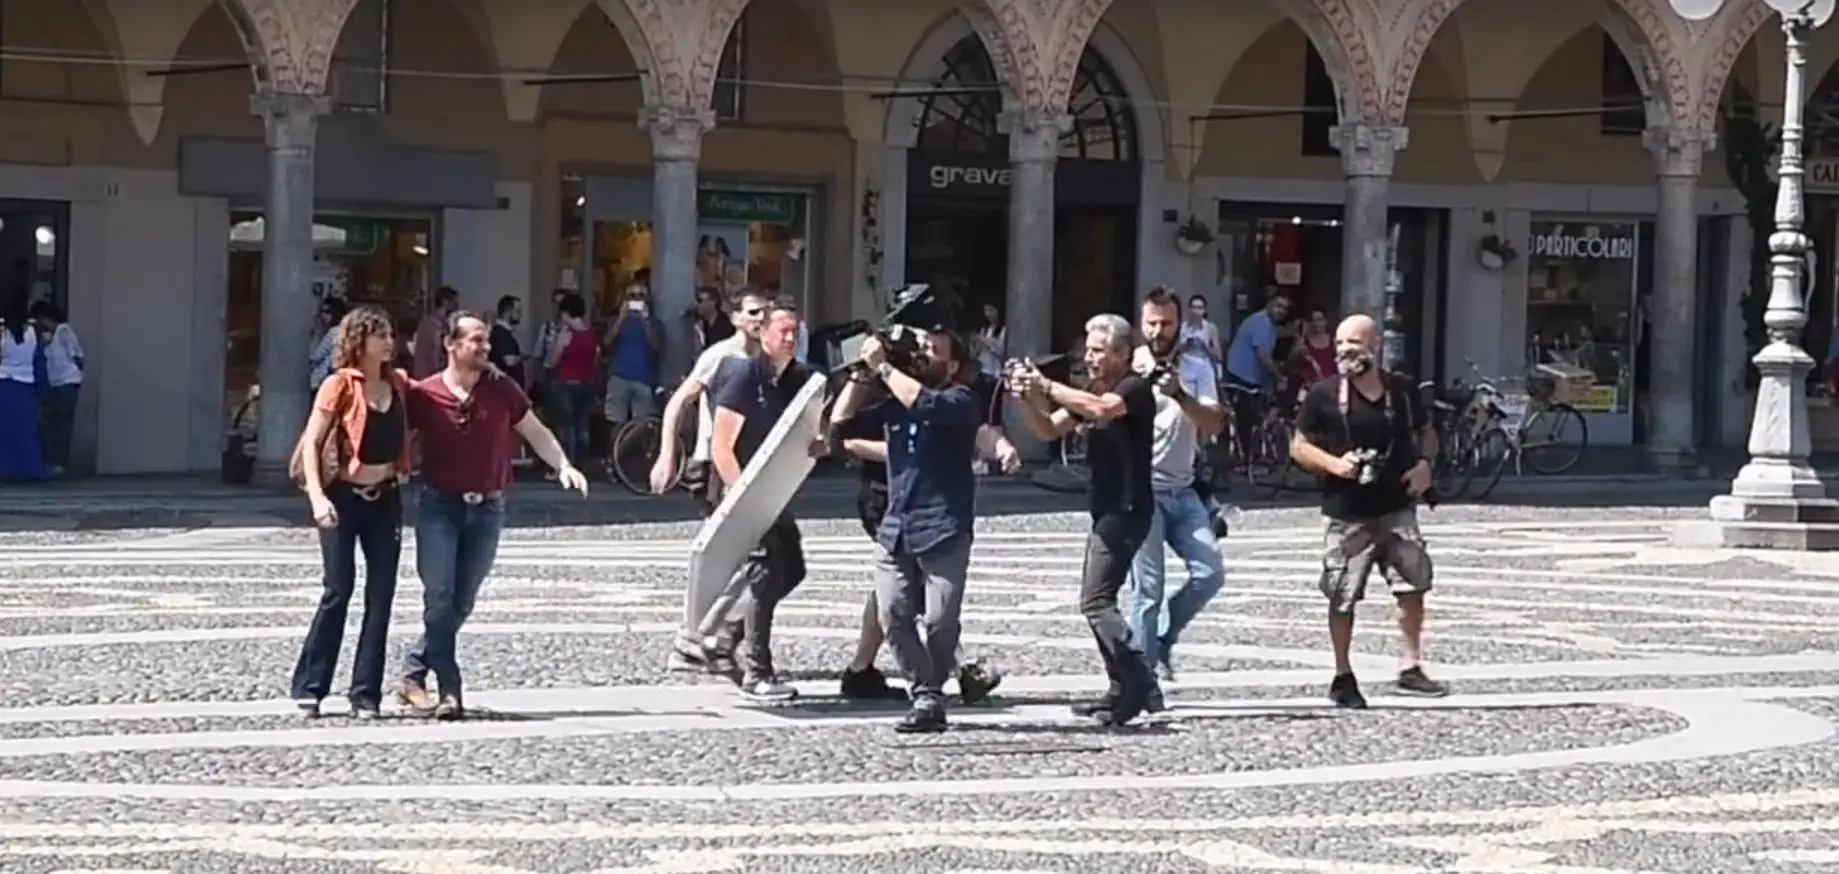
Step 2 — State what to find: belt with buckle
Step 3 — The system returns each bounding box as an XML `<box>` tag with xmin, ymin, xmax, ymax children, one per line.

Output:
<box><xmin>460</xmin><ymin>490</ymin><xmax>502</xmax><ymax>505</ymax></box>
<box><xmin>342</xmin><ymin>481</ymin><xmax>396</xmax><ymax>502</ymax></box>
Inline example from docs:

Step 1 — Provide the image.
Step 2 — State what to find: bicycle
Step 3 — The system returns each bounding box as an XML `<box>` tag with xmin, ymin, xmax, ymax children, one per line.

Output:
<box><xmin>607</xmin><ymin>381</ymin><xmax>691</xmax><ymax>494</ymax></box>
<box><xmin>1221</xmin><ymin>383</ymin><xmax>1297</xmax><ymax>498</ymax></box>
<box><xmin>1460</xmin><ymin>360</ymin><xmax>1590</xmax><ymax>500</ymax></box>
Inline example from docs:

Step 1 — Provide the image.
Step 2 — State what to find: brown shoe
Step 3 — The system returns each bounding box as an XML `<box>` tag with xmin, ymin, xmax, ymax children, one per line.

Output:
<box><xmin>396</xmin><ymin>681</ymin><xmax>438</xmax><ymax>716</ymax></box>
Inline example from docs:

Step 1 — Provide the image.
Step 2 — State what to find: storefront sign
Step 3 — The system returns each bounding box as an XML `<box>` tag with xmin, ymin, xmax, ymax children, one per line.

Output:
<box><xmin>1811</xmin><ymin>159</ymin><xmax>1839</xmax><ymax>192</ymax></box>
<box><xmin>697</xmin><ymin>190</ymin><xmax>800</xmax><ymax>225</ymax></box>
<box><xmin>1529</xmin><ymin>225</ymin><xmax>1635</xmax><ymax>260</ymax></box>
<box><xmin>906</xmin><ymin>150</ymin><xmax>1139</xmax><ymax>205</ymax></box>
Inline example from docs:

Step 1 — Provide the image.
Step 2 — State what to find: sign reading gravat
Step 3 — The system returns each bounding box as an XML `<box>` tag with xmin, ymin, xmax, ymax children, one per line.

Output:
<box><xmin>1529</xmin><ymin>224</ymin><xmax>1635</xmax><ymax>260</ymax></box>
<box><xmin>928</xmin><ymin>164</ymin><xmax>1012</xmax><ymax>189</ymax></box>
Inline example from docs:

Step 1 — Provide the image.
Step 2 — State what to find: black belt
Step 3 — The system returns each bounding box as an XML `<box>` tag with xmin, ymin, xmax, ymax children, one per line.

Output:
<box><xmin>334</xmin><ymin>480</ymin><xmax>398</xmax><ymax>502</ymax></box>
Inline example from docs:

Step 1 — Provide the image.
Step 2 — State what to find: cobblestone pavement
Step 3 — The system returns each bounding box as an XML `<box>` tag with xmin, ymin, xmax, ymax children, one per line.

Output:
<box><xmin>0</xmin><ymin>502</ymin><xmax>1835</xmax><ymax>873</ymax></box>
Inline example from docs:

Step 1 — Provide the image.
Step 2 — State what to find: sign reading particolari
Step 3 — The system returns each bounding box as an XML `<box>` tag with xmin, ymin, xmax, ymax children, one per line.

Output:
<box><xmin>1529</xmin><ymin>225</ymin><xmax>1635</xmax><ymax>260</ymax></box>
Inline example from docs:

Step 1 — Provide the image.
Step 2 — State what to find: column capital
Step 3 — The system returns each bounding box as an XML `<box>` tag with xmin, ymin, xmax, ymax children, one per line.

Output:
<box><xmin>642</xmin><ymin>105</ymin><xmax>714</xmax><ymax>162</ymax></box>
<box><xmin>1644</xmin><ymin>127</ymin><xmax>1715</xmax><ymax>179</ymax></box>
<box><xmin>1001</xmin><ymin>107</ymin><xmax>1072</xmax><ymax>164</ymax></box>
<box><xmin>1330</xmin><ymin>124</ymin><xmax>1407</xmax><ymax>178</ymax></box>
<box><xmin>249</xmin><ymin>90</ymin><xmax>329</xmax><ymax>149</ymax></box>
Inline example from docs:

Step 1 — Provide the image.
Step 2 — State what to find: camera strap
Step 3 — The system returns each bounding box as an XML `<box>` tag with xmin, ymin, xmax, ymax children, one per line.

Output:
<box><xmin>1336</xmin><ymin>374</ymin><xmax>1395</xmax><ymax>449</ymax></box>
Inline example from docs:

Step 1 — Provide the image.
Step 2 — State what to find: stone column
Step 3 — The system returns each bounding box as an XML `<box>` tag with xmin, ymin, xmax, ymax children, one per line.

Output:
<box><xmin>251</xmin><ymin>90</ymin><xmax>329</xmax><ymax>481</ymax></box>
<box><xmin>643</xmin><ymin>105</ymin><xmax>714</xmax><ymax>383</ymax></box>
<box><xmin>1002</xmin><ymin>106</ymin><xmax>1071</xmax><ymax>462</ymax></box>
<box><xmin>1331</xmin><ymin>124</ymin><xmax>1407</xmax><ymax>320</ymax></box>
<box><xmin>1644</xmin><ymin>127</ymin><xmax>1711</xmax><ymax>468</ymax></box>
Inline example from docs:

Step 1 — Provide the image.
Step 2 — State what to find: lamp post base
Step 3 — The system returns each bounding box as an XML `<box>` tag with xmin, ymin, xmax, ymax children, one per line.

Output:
<box><xmin>1671</xmin><ymin>459</ymin><xmax>1839</xmax><ymax>550</ymax></box>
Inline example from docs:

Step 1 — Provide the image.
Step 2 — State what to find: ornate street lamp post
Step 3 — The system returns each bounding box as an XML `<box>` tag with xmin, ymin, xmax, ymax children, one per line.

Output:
<box><xmin>1672</xmin><ymin>0</ymin><xmax>1839</xmax><ymax>548</ymax></box>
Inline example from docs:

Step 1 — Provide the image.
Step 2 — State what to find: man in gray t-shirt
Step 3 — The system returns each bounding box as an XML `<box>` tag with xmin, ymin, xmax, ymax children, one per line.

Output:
<box><xmin>1127</xmin><ymin>289</ymin><xmax>1230</xmax><ymax>700</ymax></box>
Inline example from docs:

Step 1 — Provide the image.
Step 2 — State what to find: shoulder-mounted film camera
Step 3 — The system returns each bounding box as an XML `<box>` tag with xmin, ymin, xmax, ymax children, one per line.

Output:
<box><xmin>829</xmin><ymin>284</ymin><xmax>944</xmax><ymax>375</ymax></box>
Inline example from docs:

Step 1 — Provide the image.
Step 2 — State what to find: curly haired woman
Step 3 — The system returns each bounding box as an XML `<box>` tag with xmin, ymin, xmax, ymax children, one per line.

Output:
<box><xmin>287</xmin><ymin>306</ymin><xmax>413</xmax><ymax>719</ymax></box>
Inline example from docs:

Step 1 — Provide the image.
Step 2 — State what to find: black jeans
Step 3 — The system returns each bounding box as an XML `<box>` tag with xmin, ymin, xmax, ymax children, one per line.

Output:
<box><xmin>290</xmin><ymin>482</ymin><xmax>402</xmax><ymax>705</ymax></box>
<box><xmin>733</xmin><ymin>511</ymin><xmax>807</xmax><ymax>677</ymax></box>
<box><xmin>1080</xmin><ymin>512</ymin><xmax>1154</xmax><ymax>693</ymax></box>
<box><xmin>40</xmin><ymin>384</ymin><xmax>78</xmax><ymax>469</ymax></box>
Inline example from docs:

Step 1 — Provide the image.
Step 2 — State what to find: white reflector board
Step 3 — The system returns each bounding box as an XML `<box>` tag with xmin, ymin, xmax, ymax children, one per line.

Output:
<box><xmin>684</xmin><ymin>372</ymin><xmax>828</xmax><ymax>630</ymax></box>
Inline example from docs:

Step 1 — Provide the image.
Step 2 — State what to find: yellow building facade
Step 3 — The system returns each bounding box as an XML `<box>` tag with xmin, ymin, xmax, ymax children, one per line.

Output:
<box><xmin>0</xmin><ymin>0</ymin><xmax>1811</xmax><ymax>473</ymax></box>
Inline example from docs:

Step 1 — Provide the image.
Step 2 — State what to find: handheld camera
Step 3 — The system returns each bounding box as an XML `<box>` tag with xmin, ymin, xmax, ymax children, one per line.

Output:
<box><xmin>831</xmin><ymin>284</ymin><xmax>943</xmax><ymax>376</ymax></box>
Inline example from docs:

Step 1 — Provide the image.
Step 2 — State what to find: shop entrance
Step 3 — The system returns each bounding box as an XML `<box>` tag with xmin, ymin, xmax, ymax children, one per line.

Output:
<box><xmin>221</xmin><ymin>212</ymin><xmax>435</xmax><ymax>414</ymax></box>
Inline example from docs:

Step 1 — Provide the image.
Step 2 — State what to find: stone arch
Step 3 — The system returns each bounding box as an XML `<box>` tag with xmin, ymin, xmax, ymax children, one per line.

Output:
<box><xmin>595</xmin><ymin>0</ymin><xmax>752</xmax><ymax>110</ymax></box>
<box><xmin>1691</xmin><ymin>0</ymin><xmax>1776</xmax><ymax>133</ymax></box>
<box><xmin>380</xmin><ymin>0</ymin><xmax>509</xmax><ymax>124</ymax></box>
<box><xmin>883</xmin><ymin>14</ymin><xmax>1165</xmax><ymax>166</ymax></box>
<box><xmin>1499</xmin><ymin>25</ymin><xmax>1660</xmax><ymax>182</ymax></box>
<box><xmin>154</xmin><ymin>0</ymin><xmax>269</xmax><ymax>144</ymax></box>
<box><xmin>1376</xmin><ymin>0</ymin><xmax>1677</xmax><ymax>130</ymax></box>
<box><xmin>220</xmin><ymin>0</ymin><xmax>365</xmax><ymax>94</ymax></box>
<box><xmin>533</xmin><ymin>3</ymin><xmax>648</xmax><ymax>120</ymax></box>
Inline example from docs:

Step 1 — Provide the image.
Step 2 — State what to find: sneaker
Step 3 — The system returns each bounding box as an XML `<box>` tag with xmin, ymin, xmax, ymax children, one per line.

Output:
<box><xmin>1330</xmin><ymin>672</ymin><xmax>1367</xmax><ymax>709</ymax></box>
<box><xmin>894</xmin><ymin>702</ymin><xmax>947</xmax><ymax>734</ymax></box>
<box><xmin>396</xmin><ymin>680</ymin><xmax>438</xmax><ymax>716</ymax></box>
<box><xmin>433</xmin><ymin>694</ymin><xmax>464</xmax><ymax>721</ymax></box>
<box><xmin>840</xmin><ymin>666</ymin><xmax>903</xmax><ymax>700</ymax></box>
<box><xmin>1396</xmin><ymin>667</ymin><xmax>1450</xmax><ymax>698</ymax></box>
<box><xmin>293</xmin><ymin>696</ymin><xmax>321</xmax><ymax>719</ymax></box>
<box><xmin>349</xmin><ymin>699</ymin><xmax>382</xmax><ymax>720</ymax></box>
<box><xmin>739</xmin><ymin>674</ymin><xmax>798</xmax><ymax>704</ymax></box>
<box><xmin>956</xmin><ymin>661</ymin><xmax>1002</xmax><ymax>705</ymax></box>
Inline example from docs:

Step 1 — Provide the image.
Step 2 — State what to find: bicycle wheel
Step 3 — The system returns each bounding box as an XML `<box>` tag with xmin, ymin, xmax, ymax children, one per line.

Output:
<box><xmin>611</xmin><ymin>418</ymin><xmax>681</xmax><ymax>494</ymax></box>
<box><xmin>1468</xmin><ymin>426</ymin><xmax>1513</xmax><ymax>501</ymax></box>
<box><xmin>1519</xmin><ymin>403</ymin><xmax>1588</xmax><ymax>475</ymax></box>
<box><xmin>1431</xmin><ymin>424</ymin><xmax>1475</xmax><ymax>500</ymax></box>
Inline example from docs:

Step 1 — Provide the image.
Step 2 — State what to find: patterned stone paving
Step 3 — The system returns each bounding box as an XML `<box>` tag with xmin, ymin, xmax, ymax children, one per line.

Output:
<box><xmin>0</xmin><ymin>501</ymin><xmax>1834</xmax><ymax>872</ymax></box>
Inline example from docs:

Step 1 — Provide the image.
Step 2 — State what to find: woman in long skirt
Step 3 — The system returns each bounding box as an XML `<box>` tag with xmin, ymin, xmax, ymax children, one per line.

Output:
<box><xmin>0</xmin><ymin>300</ymin><xmax>48</xmax><ymax>481</ymax></box>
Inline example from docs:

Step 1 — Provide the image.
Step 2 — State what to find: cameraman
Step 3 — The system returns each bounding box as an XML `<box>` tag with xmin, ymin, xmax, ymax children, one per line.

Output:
<box><xmin>1289</xmin><ymin>314</ymin><xmax>1449</xmax><ymax>710</ymax></box>
<box><xmin>828</xmin><ymin>328</ymin><xmax>984</xmax><ymax>733</ymax></box>
<box><xmin>1123</xmin><ymin>289</ymin><xmax>1228</xmax><ymax>710</ymax></box>
<box><xmin>1010</xmin><ymin>314</ymin><xmax>1159</xmax><ymax>727</ymax></box>
<box><xmin>831</xmin><ymin>340</ymin><xmax>1018</xmax><ymax>705</ymax></box>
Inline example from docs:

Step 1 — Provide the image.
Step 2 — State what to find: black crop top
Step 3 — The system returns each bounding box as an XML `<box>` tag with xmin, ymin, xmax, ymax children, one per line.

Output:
<box><xmin>357</xmin><ymin>390</ymin><xmax>406</xmax><ymax>465</ymax></box>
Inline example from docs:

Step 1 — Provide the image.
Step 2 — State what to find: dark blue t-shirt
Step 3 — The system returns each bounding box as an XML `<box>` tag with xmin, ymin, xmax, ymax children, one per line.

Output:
<box><xmin>879</xmin><ymin>382</ymin><xmax>981</xmax><ymax>554</ymax></box>
<box><xmin>711</xmin><ymin>356</ymin><xmax>815</xmax><ymax>469</ymax></box>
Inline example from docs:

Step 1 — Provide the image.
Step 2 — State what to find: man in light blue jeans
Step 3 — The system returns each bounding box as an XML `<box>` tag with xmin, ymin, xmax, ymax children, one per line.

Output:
<box><xmin>1126</xmin><ymin>288</ymin><xmax>1229</xmax><ymax>709</ymax></box>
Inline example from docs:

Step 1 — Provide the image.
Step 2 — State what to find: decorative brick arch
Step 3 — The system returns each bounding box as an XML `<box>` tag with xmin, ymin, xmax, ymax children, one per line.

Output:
<box><xmin>220</xmin><ymin>0</ymin><xmax>361</xmax><ymax>93</ymax></box>
<box><xmin>1308</xmin><ymin>0</ymin><xmax>1388</xmax><ymax>122</ymax></box>
<box><xmin>1365</xmin><ymin>0</ymin><xmax>1692</xmax><ymax>129</ymax></box>
<box><xmin>601</xmin><ymin>0</ymin><xmax>753</xmax><ymax>109</ymax></box>
<box><xmin>960</xmin><ymin>0</ymin><xmax>1116</xmax><ymax>110</ymax></box>
<box><xmin>1691</xmin><ymin>0</ymin><xmax>1775</xmax><ymax>132</ymax></box>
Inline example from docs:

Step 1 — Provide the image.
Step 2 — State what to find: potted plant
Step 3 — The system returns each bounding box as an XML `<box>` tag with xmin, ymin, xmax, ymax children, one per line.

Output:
<box><xmin>1174</xmin><ymin>214</ymin><xmax>1214</xmax><ymax>255</ymax></box>
<box><xmin>1476</xmin><ymin>234</ymin><xmax>1518</xmax><ymax>270</ymax></box>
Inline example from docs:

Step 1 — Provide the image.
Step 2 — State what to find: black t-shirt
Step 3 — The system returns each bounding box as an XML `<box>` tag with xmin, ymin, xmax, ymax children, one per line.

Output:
<box><xmin>712</xmin><ymin>356</ymin><xmax>814</xmax><ymax>469</ymax></box>
<box><xmin>839</xmin><ymin>396</ymin><xmax>891</xmax><ymax>486</ymax></box>
<box><xmin>1084</xmin><ymin>375</ymin><xmax>1157</xmax><ymax>520</ymax></box>
<box><xmin>488</xmin><ymin>322</ymin><xmax>524</xmax><ymax>385</ymax></box>
<box><xmin>1294</xmin><ymin>373</ymin><xmax>1427</xmax><ymax>521</ymax></box>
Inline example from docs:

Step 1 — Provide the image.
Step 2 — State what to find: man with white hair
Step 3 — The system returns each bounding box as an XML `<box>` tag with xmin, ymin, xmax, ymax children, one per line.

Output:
<box><xmin>1289</xmin><ymin>314</ymin><xmax>1449</xmax><ymax>709</ymax></box>
<box><xmin>1010</xmin><ymin>313</ymin><xmax>1160</xmax><ymax>726</ymax></box>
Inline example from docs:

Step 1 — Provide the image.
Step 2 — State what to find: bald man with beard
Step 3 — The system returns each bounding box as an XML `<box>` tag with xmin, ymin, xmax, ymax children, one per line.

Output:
<box><xmin>1288</xmin><ymin>314</ymin><xmax>1449</xmax><ymax>709</ymax></box>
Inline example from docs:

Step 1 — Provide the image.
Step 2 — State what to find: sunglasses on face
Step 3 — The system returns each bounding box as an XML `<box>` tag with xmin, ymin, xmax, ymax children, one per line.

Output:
<box><xmin>741</xmin><ymin>307</ymin><xmax>766</xmax><ymax>317</ymax></box>
<box><xmin>456</xmin><ymin>396</ymin><xmax>474</xmax><ymax>433</ymax></box>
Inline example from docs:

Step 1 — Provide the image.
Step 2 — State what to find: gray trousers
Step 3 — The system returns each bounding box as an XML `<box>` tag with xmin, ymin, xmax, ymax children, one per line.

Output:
<box><xmin>875</xmin><ymin>533</ymin><xmax>974</xmax><ymax>704</ymax></box>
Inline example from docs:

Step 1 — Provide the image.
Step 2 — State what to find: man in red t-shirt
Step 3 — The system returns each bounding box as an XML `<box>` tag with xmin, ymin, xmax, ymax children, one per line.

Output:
<box><xmin>398</xmin><ymin>311</ymin><xmax>589</xmax><ymax>720</ymax></box>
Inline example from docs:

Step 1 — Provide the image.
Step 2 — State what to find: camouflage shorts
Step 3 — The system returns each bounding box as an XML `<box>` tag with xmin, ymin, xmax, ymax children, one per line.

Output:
<box><xmin>1319</xmin><ymin>508</ymin><xmax>1433</xmax><ymax>614</ymax></box>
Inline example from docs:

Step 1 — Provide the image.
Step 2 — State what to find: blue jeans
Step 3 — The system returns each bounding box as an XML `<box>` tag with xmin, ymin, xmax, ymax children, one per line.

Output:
<box><xmin>547</xmin><ymin>381</ymin><xmax>595</xmax><ymax>464</ymax></box>
<box><xmin>402</xmin><ymin>486</ymin><xmax>505</xmax><ymax>702</ymax></box>
<box><xmin>1127</xmin><ymin>486</ymin><xmax>1227</xmax><ymax>669</ymax></box>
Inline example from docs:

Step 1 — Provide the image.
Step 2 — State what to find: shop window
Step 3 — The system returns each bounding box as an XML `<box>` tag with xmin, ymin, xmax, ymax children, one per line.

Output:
<box><xmin>1524</xmin><ymin>219</ymin><xmax>1638</xmax><ymax>413</ymax></box>
<box><xmin>330</xmin><ymin>0</ymin><xmax>391</xmax><ymax>112</ymax></box>
<box><xmin>222</xmin><ymin>214</ymin><xmax>432</xmax><ymax>398</ymax></box>
<box><xmin>562</xmin><ymin>181</ymin><xmax>811</xmax><ymax>323</ymax></box>
<box><xmin>1301</xmin><ymin>43</ymin><xmax>1337</xmax><ymax>158</ymax></box>
<box><xmin>1599</xmin><ymin>32</ymin><xmax>1644</xmax><ymax>137</ymax></box>
<box><xmin>0</xmin><ymin>200</ymin><xmax>68</xmax><ymax>316</ymax></box>
<box><xmin>712</xmin><ymin>17</ymin><xmax>745</xmax><ymax>122</ymax></box>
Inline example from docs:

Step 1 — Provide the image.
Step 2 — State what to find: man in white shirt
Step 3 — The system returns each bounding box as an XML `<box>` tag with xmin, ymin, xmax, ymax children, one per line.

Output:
<box><xmin>1128</xmin><ymin>288</ymin><xmax>1229</xmax><ymax>707</ymax></box>
<box><xmin>648</xmin><ymin>290</ymin><xmax>769</xmax><ymax>673</ymax></box>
